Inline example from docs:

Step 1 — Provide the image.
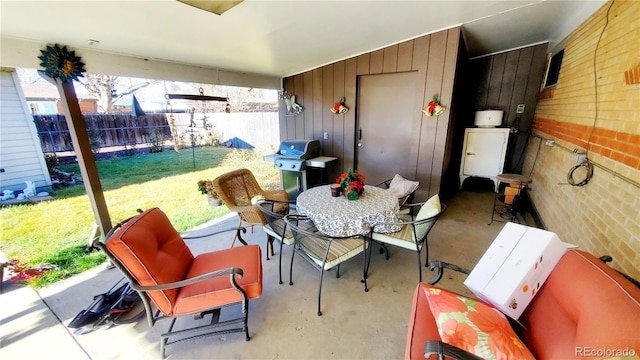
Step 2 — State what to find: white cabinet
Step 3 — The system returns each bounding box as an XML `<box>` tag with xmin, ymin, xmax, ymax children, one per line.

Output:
<box><xmin>459</xmin><ymin>128</ymin><xmax>510</xmax><ymax>192</ymax></box>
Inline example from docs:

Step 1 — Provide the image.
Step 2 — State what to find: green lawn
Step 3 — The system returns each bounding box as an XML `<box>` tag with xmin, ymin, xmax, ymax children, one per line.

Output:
<box><xmin>0</xmin><ymin>146</ymin><xmax>280</xmax><ymax>287</ymax></box>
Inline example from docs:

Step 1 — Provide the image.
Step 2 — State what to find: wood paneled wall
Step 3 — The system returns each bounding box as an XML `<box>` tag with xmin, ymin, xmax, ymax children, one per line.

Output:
<box><xmin>467</xmin><ymin>44</ymin><xmax>548</xmax><ymax>173</ymax></box>
<box><xmin>279</xmin><ymin>27</ymin><xmax>461</xmax><ymax>200</ymax></box>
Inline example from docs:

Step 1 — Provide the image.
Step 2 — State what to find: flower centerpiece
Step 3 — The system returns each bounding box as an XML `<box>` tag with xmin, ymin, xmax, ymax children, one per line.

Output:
<box><xmin>197</xmin><ymin>180</ymin><xmax>222</xmax><ymax>206</ymax></box>
<box><xmin>336</xmin><ymin>168</ymin><xmax>366</xmax><ymax>200</ymax></box>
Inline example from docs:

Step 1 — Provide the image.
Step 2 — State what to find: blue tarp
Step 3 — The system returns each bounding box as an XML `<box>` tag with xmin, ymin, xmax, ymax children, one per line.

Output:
<box><xmin>131</xmin><ymin>95</ymin><xmax>146</xmax><ymax>116</ymax></box>
<box><xmin>222</xmin><ymin>137</ymin><xmax>254</xmax><ymax>149</ymax></box>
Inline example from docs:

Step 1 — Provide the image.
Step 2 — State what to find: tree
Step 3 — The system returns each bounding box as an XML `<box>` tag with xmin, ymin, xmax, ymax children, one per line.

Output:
<box><xmin>79</xmin><ymin>74</ymin><xmax>154</xmax><ymax>113</ymax></box>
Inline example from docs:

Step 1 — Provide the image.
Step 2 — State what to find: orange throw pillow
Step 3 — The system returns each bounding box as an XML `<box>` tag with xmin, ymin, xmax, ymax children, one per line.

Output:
<box><xmin>425</xmin><ymin>287</ymin><xmax>535</xmax><ymax>360</ymax></box>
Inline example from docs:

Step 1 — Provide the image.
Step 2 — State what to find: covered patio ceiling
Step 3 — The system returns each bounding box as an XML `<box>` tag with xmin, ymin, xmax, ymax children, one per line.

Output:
<box><xmin>0</xmin><ymin>0</ymin><xmax>606</xmax><ymax>89</ymax></box>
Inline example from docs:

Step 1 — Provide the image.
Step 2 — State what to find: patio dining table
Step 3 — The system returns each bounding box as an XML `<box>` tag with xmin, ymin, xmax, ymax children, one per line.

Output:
<box><xmin>296</xmin><ymin>184</ymin><xmax>401</xmax><ymax>237</ymax></box>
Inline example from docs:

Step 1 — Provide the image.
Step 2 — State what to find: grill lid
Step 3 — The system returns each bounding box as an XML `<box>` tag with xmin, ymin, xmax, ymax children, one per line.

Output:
<box><xmin>277</xmin><ymin>139</ymin><xmax>320</xmax><ymax>159</ymax></box>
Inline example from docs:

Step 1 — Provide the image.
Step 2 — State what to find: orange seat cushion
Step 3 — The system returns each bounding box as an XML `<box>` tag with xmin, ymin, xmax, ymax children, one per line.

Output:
<box><xmin>520</xmin><ymin>250</ymin><xmax>640</xmax><ymax>359</ymax></box>
<box><xmin>406</xmin><ymin>250</ymin><xmax>640</xmax><ymax>360</ymax></box>
<box><xmin>405</xmin><ymin>283</ymin><xmax>446</xmax><ymax>360</ymax></box>
<box><xmin>106</xmin><ymin>208</ymin><xmax>194</xmax><ymax>315</ymax></box>
<box><xmin>174</xmin><ymin>244</ymin><xmax>263</xmax><ymax>316</ymax></box>
<box><xmin>424</xmin><ymin>286</ymin><xmax>534</xmax><ymax>359</ymax></box>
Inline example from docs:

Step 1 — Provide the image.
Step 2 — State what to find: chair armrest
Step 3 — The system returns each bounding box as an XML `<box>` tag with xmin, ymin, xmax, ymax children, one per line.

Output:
<box><xmin>257</xmin><ymin>199</ymin><xmax>295</xmax><ymax>216</ymax></box>
<box><xmin>130</xmin><ymin>267</ymin><xmax>244</xmax><ymax>292</ymax></box>
<box><xmin>369</xmin><ymin>204</ymin><xmax>445</xmax><ymax>235</ymax></box>
<box><xmin>424</xmin><ymin>341</ymin><xmax>483</xmax><ymax>360</ymax></box>
<box><xmin>369</xmin><ymin>216</ymin><xmax>431</xmax><ymax>230</ymax></box>
<box><xmin>403</xmin><ymin>201</ymin><xmax>427</xmax><ymax>209</ymax></box>
<box><xmin>261</xmin><ymin>199</ymin><xmax>296</xmax><ymax>207</ymax></box>
<box><xmin>375</xmin><ymin>178</ymin><xmax>393</xmax><ymax>189</ymax></box>
<box><xmin>181</xmin><ymin>227</ymin><xmax>247</xmax><ymax>241</ymax></box>
<box><xmin>427</xmin><ymin>261</ymin><xmax>470</xmax><ymax>285</ymax></box>
<box><xmin>227</xmin><ymin>205</ymin><xmax>266</xmax><ymax>225</ymax></box>
<box><xmin>263</xmin><ymin>189</ymin><xmax>289</xmax><ymax>202</ymax></box>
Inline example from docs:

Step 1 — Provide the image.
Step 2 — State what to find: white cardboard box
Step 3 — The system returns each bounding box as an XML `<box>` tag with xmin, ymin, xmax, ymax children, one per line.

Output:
<box><xmin>464</xmin><ymin>222</ymin><xmax>568</xmax><ymax>319</ymax></box>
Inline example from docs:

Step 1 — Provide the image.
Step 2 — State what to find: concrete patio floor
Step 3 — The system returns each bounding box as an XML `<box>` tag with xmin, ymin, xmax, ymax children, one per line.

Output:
<box><xmin>1</xmin><ymin>189</ymin><xmax>519</xmax><ymax>359</ymax></box>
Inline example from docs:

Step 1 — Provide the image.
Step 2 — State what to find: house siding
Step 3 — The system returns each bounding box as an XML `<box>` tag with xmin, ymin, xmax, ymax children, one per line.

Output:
<box><xmin>524</xmin><ymin>0</ymin><xmax>640</xmax><ymax>279</ymax></box>
<box><xmin>0</xmin><ymin>69</ymin><xmax>52</xmax><ymax>193</ymax></box>
<box><xmin>279</xmin><ymin>28</ymin><xmax>461</xmax><ymax>201</ymax></box>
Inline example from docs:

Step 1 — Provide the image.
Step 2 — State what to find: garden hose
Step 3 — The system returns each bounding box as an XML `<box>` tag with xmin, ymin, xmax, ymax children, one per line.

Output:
<box><xmin>567</xmin><ymin>160</ymin><xmax>594</xmax><ymax>187</ymax></box>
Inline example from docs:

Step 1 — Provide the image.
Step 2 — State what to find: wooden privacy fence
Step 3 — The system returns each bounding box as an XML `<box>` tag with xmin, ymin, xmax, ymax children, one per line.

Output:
<box><xmin>33</xmin><ymin>114</ymin><xmax>172</xmax><ymax>153</ymax></box>
<box><xmin>33</xmin><ymin>112</ymin><xmax>280</xmax><ymax>153</ymax></box>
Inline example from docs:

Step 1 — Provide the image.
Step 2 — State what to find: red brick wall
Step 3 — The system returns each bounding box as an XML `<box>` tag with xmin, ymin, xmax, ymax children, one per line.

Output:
<box><xmin>524</xmin><ymin>0</ymin><xmax>639</xmax><ymax>279</ymax></box>
<box><xmin>533</xmin><ymin>118</ymin><xmax>640</xmax><ymax>170</ymax></box>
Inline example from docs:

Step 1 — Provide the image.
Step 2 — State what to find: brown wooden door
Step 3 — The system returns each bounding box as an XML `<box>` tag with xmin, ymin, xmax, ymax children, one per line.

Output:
<box><xmin>356</xmin><ymin>72</ymin><xmax>419</xmax><ymax>185</ymax></box>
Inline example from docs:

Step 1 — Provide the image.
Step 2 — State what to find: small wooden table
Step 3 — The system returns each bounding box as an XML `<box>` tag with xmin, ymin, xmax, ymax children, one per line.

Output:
<box><xmin>489</xmin><ymin>173</ymin><xmax>532</xmax><ymax>225</ymax></box>
<box><xmin>496</xmin><ymin>173</ymin><xmax>532</xmax><ymax>187</ymax></box>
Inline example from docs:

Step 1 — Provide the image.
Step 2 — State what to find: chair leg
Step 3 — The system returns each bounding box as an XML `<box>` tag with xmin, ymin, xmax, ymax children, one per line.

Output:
<box><xmin>265</xmin><ymin>235</ymin><xmax>273</xmax><ymax>261</ymax></box>
<box><xmin>243</xmin><ymin>296</ymin><xmax>251</xmax><ymax>341</ymax></box>
<box><xmin>416</xmin><ymin>248</ymin><xmax>423</xmax><ymax>283</ymax></box>
<box><xmin>230</xmin><ymin>218</ymin><xmax>243</xmax><ymax>248</ymax></box>
<box><xmin>269</xmin><ymin>237</ymin><xmax>275</xmax><ymax>257</ymax></box>
<box><xmin>361</xmin><ymin>239</ymin><xmax>369</xmax><ymax>292</ymax></box>
<box><xmin>317</xmin><ymin>265</ymin><xmax>325</xmax><ymax>316</ymax></box>
<box><xmin>158</xmin><ymin>301</ymin><xmax>252</xmax><ymax>357</ymax></box>
<box><xmin>335</xmin><ymin>264</ymin><xmax>340</xmax><ymax>279</ymax></box>
<box><xmin>289</xmin><ymin>246</ymin><xmax>296</xmax><ymax>286</ymax></box>
<box><xmin>365</xmin><ymin>239</ymin><xmax>374</xmax><ymax>280</ymax></box>
<box><xmin>424</xmin><ymin>239</ymin><xmax>430</xmax><ymax>269</ymax></box>
<box><xmin>377</xmin><ymin>242</ymin><xmax>390</xmax><ymax>260</ymax></box>
<box><xmin>278</xmin><ymin>239</ymin><xmax>284</xmax><ymax>285</ymax></box>
<box><xmin>160</xmin><ymin>317</ymin><xmax>177</xmax><ymax>358</ymax></box>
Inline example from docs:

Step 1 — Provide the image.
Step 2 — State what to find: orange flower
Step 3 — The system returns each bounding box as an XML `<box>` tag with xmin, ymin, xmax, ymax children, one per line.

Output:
<box><xmin>428</xmin><ymin>288</ymin><xmax>469</xmax><ymax>314</ymax></box>
<box><xmin>439</xmin><ymin>319</ymin><xmax>479</xmax><ymax>352</ymax></box>
<box><xmin>468</xmin><ymin>306</ymin><xmax>532</xmax><ymax>359</ymax></box>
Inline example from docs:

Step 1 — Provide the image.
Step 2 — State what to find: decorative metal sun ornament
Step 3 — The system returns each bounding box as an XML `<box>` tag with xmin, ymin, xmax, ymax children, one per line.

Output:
<box><xmin>38</xmin><ymin>44</ymin><xmax>85</xmax><ymax>82</ymax></box>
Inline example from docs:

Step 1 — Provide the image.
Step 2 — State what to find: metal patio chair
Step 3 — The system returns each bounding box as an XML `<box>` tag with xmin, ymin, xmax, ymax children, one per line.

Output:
<box><xmin>256</xmin><ymin>198</ymin><xmax>296</xmax><ymax>285</ymax></box>
<box><xmin>376</xmin><ymin>174</ymin><xmax>420</xmax><ymax>219</ymax></box>
<box><xmin>94</xmin><ymin>208</ymin><xmax>263</xmax><ymax>358</ymax></box>
<box><xmin>368</xmin><ymin>195</ymin><xmax>446</xmax><ymax>282</ymax></box>
<box><xmin>284</xmin><ymin>214</ymin><xmax>369</xmax><ymax>316</ymax></box>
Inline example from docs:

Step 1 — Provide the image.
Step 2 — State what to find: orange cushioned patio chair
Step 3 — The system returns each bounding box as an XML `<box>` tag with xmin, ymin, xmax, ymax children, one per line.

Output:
<box><xmin>95</xmin><ymin>208</ymin><xmax>263</xmax><ymax>358</ymax></box>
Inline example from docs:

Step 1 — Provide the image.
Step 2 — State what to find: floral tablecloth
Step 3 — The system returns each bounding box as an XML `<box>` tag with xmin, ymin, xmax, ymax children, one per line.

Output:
<box><xmin>296</xmin><ymin>185</ymin><xmax>401</xmax><ymax>237</ymax></box>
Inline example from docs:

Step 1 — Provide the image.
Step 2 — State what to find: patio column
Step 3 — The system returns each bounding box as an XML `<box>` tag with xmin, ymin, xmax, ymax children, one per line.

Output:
<box><xmin>55</xmin><ymin>78</ymin><xmax>112</xmax><ymax>239</ymax></box>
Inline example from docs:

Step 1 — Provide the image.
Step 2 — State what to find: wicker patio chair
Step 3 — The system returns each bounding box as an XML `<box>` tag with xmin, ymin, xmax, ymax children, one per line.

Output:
<box><xmin>212</xmin><ymin>168</ymin><xmax>288</xmax><ymax>258</ymax></box>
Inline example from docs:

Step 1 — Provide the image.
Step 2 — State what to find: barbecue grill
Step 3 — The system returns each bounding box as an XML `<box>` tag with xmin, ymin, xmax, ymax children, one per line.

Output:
<box><xmin>265</xmin><ymin>139</ymin><xmax>337</xmax><ymax>201</ymax></box>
